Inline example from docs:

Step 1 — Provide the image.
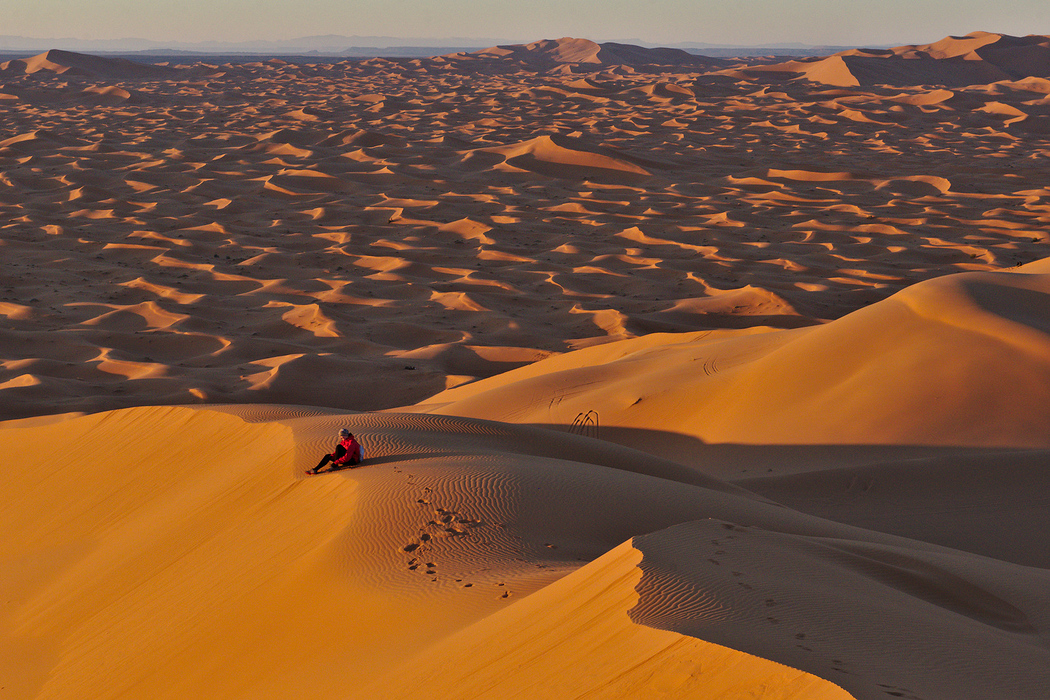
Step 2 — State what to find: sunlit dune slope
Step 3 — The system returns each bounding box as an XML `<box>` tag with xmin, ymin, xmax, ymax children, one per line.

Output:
<box><xmin>373</xmin><ymin>514</ymin><xmax>1050</xmax><ymax>700</ymax></box>
<box><xmin>5</xmin><ymin>361</ymin><xmax>1050</xmax><ymax>697</ymax></box>
<box><xmin>0</xmin><ymin>403</ymin><xmax>834</xmax><ymax>699</ymax></box>
<box><xmin>414</xmin><ymin>260</ymin><xmax>1050</xmax><ymax>450</ymax></box>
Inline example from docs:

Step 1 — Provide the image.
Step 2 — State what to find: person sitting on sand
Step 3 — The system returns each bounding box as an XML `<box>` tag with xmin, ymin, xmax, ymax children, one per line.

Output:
<box><xmin>307</xmin><ymin>428</ymin><xmax>363</xmax><ymax>474</ymax></box>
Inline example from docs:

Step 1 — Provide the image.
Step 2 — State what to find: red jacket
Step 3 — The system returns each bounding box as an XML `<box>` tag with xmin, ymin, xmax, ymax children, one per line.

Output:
<box><xmin>332</xmin><ymin>436</ymin><xmax>362</xmax><ymax>466</ymax></box>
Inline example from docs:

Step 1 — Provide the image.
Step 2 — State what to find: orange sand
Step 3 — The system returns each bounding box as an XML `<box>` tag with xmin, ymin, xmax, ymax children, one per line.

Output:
<box><xmin>2</xmin><ymin>35</ymin><xmax>1050</xmax><ymax>699</ymax></box>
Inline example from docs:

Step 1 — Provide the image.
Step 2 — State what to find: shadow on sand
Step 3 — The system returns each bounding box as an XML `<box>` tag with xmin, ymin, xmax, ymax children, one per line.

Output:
<box><xmin>527</xmin><ymin>423</ymin><xmax>1050</xmax><ymax>568</ymax></box>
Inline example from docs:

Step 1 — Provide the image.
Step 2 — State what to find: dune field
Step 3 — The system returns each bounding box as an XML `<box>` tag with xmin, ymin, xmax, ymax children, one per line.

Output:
<box><xmin>2</xmin><ymin>32</ymin><xmax>1050</xmax><ymax>699</ymax></box>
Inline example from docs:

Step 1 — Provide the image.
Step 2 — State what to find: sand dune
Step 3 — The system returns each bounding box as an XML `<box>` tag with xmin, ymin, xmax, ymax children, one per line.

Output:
<box><xmin>469</xmin><ymin>133</ymin><xmax>657</xmax><ymax>181</ymax></box>
<box><xmin>736</xmin><ymin>32</ymin><xmax>1050</xmax><ymax>87</ymax></box>
<box><xmin>2</xmin><ymin>33</ymin><xmax>1050</xmax><ymax>700</ymax></box>
<box><xmin>370</xmin><ymin>541</ymin><xmax>854</xmax><ymax>700</ymax></box>
<box><xmin>448</xmin><ymin>37</ymin><xmax>719</xmax><ymax>71</ymax></box>
<box><xmin>0</xmin><ymin>404</ymin><xmax>849</xmax><ymax>699</ymax></box>
<box><xmin>0</xmin><ymin>49</ymin><xmax>177</xmax><ymax>79</ymax></box>
<box><xmin>418</xmin><ymin>261</ymin><xmax>1050</xmax><ymax>450</ymax></box>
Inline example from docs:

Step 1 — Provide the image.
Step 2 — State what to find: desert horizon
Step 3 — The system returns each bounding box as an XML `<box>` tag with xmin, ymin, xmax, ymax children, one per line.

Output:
<box><xmin>2</xmin><ymin>28</ymin><xmax>1050</xmax><ymax>699</ymax></box>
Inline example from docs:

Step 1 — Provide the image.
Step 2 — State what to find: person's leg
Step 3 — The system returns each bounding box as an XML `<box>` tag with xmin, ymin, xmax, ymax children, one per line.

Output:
<box><xmin>309</xmin><ymin>454</ymin><xmax>334</xmax><ymax>473</ymax></box>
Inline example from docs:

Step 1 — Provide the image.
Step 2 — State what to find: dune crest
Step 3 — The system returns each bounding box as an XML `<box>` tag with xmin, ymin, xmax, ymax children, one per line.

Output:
<box><xmin>370</xmin><ymin>541</ymin><xmax>854</xmax><ymax>699</ymax></box>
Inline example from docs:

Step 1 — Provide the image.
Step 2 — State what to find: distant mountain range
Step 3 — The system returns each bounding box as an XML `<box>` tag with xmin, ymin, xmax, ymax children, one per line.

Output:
<box><xmin>0</xmin><ymin>34</ymin><xmax>883</xmax><ymax>58</ymax></box>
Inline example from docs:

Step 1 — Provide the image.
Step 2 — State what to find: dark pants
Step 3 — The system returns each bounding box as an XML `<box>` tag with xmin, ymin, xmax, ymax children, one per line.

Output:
<box><xmin>313</xmin><ymin>444</ymin><xmax>359</xmax><ymax>471</ymax></box>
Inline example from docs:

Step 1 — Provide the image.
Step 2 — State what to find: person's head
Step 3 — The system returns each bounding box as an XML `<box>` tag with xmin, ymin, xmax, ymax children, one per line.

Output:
<box><xmin>339</xmin><ymin>428</ymin><xmax>351</xmax><ymax>439</ymax></box>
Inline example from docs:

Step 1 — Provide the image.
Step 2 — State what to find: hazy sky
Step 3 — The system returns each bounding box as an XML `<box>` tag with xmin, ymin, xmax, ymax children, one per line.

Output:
<box><xmin>3</xmin><ymin>0</ymin><xmax>1049</xmax><ymax>46</ymax></box>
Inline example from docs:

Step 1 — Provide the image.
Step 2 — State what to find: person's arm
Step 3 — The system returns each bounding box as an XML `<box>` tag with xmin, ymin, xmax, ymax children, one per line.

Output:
<box><xmin>330</xmin><ymin>443</ymin><xmax>348</xmax><ymax>463</ymax></box>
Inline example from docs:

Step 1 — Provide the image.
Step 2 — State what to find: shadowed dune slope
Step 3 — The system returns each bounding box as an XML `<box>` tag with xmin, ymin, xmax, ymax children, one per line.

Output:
<box><xmin>414</xmin><ymin>260</ymin><xmax>1050</xmax><ymax>450</ymax></box>
<box><xmin>629</xmin><ymin>519</ymin><xmax>1050</xmax><ymax>700</ymax></box>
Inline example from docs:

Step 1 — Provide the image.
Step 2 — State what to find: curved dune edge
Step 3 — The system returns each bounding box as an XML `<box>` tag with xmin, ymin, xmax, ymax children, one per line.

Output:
<box><xmin>630</xmin><ymin>519</ymin><xmax>1050</xmax><ymax>700</ymax></box>
<box><xmin>410</xmin><ymin>260</ymin><xmax>1050</xmax><ymax>452</ymax></box>
<box><xmin>366</xmin><ymin>541</ymin><xmax>855</xmax><ymax>700</ymax></box>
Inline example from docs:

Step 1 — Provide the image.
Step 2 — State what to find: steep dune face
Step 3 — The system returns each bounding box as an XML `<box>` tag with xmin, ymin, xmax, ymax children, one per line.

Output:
<box><xmin>470</xmin><ymin>134</ymin><xmax>656</xmax><ymax>182</ymax></box>
<box><xmin>418</xmin><ymin>262</ymin><xmax>1050</xmax><ymax>450</ymax></box>
<box><xmin>369</xmin><ymin>541</ymin><xmax>854</xmax><ymax>700</ymax></box>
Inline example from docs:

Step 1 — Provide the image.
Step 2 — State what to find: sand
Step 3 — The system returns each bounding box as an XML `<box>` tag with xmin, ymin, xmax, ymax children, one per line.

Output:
<box><xmin>1</xmin><ymin>33</ymin><xmax>1050</xmax><ymax>699</ymax></box>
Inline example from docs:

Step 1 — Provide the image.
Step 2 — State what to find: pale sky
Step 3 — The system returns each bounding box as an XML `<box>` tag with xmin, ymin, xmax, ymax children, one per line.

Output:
<box><xmin>2</xmin><ymin>0</ymin><xmax>1049</xmax><ymax>47</ymax></box>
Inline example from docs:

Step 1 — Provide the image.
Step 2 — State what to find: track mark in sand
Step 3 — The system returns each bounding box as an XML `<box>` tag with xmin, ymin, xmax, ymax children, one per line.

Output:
<box><xmin>397</xmin><ymin>474</ymin><xmax>487</xmax><ymax>588</ymax></box>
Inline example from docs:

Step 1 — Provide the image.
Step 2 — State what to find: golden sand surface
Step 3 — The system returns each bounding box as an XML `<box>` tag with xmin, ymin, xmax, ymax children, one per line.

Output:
<box><xmin>2</xmin><ymin>33</ymin><xmax>1050</xmax><ymax>700</ymax></box>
